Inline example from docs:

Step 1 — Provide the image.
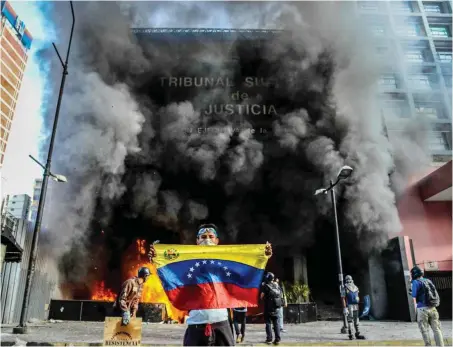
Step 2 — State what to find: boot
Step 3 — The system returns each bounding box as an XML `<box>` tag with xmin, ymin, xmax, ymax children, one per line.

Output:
<box><xmin>340</xmin><ymin>326</ymin><xmax>347</xmax><ymax>334</ymax></box>
<box><xmin>355</xmin><ymin>332</ymin><xmax>366</xmax><ymax>340</ymax></box>
<box><xmin>348</xmin><ymin>329</ymin><xmax>353</xmax><ymax>340</ymax></box>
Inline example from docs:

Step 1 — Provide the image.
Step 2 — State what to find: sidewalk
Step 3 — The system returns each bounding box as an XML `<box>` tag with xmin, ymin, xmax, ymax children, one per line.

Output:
<box><xmin>1</xmin><ymin>320</ymin><xmax>452</xmax><ymax>346</ymax></box>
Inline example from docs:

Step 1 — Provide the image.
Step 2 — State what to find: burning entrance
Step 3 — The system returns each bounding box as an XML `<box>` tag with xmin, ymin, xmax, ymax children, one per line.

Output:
<box><xmin>50</xmin><ymin>3</ymin><xmax>407</xmax><ymax>320</ymax></box>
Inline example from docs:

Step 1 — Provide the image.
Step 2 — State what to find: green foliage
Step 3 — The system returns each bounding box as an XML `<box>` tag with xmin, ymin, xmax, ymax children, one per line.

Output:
<box><xmin>283</xmin><ymin>281</ymin><xmax>311</xmax><ymax>303</ymax></box>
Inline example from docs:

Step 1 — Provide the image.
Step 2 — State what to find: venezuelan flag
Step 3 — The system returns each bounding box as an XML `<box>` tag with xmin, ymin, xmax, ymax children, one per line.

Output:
<box><xmin>153</xmin><ymin>244</ymin><xmax>269</xmax><ymax>310</ymax></box>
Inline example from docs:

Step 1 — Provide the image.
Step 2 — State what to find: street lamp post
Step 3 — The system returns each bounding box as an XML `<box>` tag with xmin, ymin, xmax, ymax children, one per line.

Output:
<box><xmin>13</xmin><ymin>2</ymin><xmax>75</xmax><ymax>334</ymax></box>
<box><xmin>314</xmin><ymin>165</ymin><xmax>353</xmax><ymax>334</ymax></box>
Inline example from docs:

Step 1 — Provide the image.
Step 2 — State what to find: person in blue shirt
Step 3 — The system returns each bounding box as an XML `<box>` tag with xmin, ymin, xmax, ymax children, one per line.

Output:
<box><xmin>342</xmin><ymin>275</ymin><xmax>365</xmax><ymax>340</ymax></box>
<box><xmin>411</xmin><ymin>266</ymin><xmax>444</xmax><ymax>347</ymax></box>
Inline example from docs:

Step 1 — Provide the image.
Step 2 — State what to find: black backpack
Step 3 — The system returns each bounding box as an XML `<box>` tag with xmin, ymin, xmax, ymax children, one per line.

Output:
<box><xmin>419</xmin><ymin>279</ymin><xmax>440</xmax><ymax>308</ymax></box>
<box><xmin>265</xmin><ymin>283</ymin><xmax>284</xmax><ymax>309</ymax></box>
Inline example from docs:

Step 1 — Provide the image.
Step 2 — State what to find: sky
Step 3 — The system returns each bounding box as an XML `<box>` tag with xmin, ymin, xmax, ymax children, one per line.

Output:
<box><xmin>1</xmin><ymin>1</ymin><xmax>51</xmax><ymax>198</ymax></box>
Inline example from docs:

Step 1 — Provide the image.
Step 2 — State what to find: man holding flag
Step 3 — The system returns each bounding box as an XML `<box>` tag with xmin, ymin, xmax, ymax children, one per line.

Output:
<box><xmin>148</xmin><ymin>223</ymin><xmax>273</xmax><ymax>346</ymax></box>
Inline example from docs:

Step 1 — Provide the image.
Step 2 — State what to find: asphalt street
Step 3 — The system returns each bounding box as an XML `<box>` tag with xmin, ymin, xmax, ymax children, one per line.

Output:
<box><xmin>1</xmin><ymin>320</ymin><xmax>452</xmax><ymax>346</ymax></box>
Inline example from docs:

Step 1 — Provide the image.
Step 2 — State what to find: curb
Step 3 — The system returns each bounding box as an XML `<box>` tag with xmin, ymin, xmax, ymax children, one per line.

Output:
<box><xmin>1</xmin><ymin>339</ymin><xmax>451</xmax><ymax>346</ymax></box>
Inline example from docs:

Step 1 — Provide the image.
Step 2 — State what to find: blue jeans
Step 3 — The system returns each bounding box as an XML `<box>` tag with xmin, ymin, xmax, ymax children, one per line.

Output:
<box><xmin>277</xmin><ymin>307</ymin><xmax>284</xmax><ymax>330</ymax></box>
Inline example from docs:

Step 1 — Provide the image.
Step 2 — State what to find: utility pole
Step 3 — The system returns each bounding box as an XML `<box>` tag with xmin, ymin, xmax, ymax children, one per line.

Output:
<box><xmin>13</xmin><ymin>1</ymin><xmax>75</xmax><ymax>334</ymax></box>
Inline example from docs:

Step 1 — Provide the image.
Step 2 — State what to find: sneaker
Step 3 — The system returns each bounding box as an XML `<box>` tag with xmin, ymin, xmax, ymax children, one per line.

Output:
<box><xmin>355</xmin><ymin>333</ymin><xmax>366</xmax><ymax>340</ymax></box>
<box><xmin>281</xmin><ymin>329</ymin><xmax>287</xmax><ymax>333</ymax></box>
<box><xmin>240</xmin><ymin>335</ymin><xmax>245</xmax><ymax>343</ymax></box>
<box><xmin>236</xmin><ymin>335</ymin><xmax>241</xmax><ymax>343</ymax></box>
<box><xmin>265</xmin><ymin>340</ymin><xmax>272</xmax><ymax>345</ymax></box>
<box><xmin>273</xmin><ymin>340</ymin><xmax>281</xmax><ymax>345</ymax></box>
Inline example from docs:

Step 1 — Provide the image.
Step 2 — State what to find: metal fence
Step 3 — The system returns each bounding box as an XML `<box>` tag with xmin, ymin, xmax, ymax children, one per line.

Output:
<box><xmin>1</xmin><ymin>219</ymin><xmax>56</xmax><ymax>323</ymax></box>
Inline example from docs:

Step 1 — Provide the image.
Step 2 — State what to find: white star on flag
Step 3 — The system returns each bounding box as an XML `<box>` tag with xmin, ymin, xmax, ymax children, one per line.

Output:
<box><xmin>223</xmin><ymin>266</ymin><xmax>228</xmax><ymax>270</ymax></box>
<box><xmin>195</xmin><ymin>262</ymin><xmax>200</xmax><ymax>267</ymax></box>
<box><xmin>203</xmin><ymin>260</ymin><xmax>207</xmax><ymax>264</ymax></box>
<box><xmin>226</xmin><ymin>272</ymin><xmax>231</xmax><ymax>277</ymax></box>
<box><xmin>218</xmin><ymin>262</ymin><xmax>222</xmax><ymax>265</ymax></box>
<box><xmin>210</xmin><ymin>260</ymin><xmax>215</xmax><ymax>264</ymax></box>
<box><xmin>190</xmin><ymin>267</ymin><xmax>195</xmax><ymax>272</ymax></box>
<box><xmin>187</xmin><ymin>273</ymin><xmax>192</xmax><ymax>278</ymax></box>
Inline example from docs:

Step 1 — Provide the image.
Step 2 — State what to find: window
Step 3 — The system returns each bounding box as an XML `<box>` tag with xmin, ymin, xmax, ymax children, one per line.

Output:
<box><xmin>359</xmin><ymin>1</ymin><xmax>380</xmax><ymax>11</ymax></box>
<box><xmin>438</xmin><ymin>51</ymin><xmax>453</xmax><ymax>62</ymax></box>
<box><xmin>395</xmin><ymin>24</ymin><xmax>421</xmax><ymax>37</ymax></box>
<box><xmin>371</xmin><ymin>25</ymin><xmax>385</xmax><ymax>36</ymax></box>
<box><xmin>423</xmin><ymin>3</ymin><xmax>442</xmax><ymax>13</ymax></box>
<box><xmin>392</xmin><ymin>1</ymin><xmax>414</xmax><ymax>12</ymax></box>
<box><xmin>405</xmin><ymin>50</ymin><xmax>424</xmax><ymax>62</ymax></box>
<box><xmin>430</xmin><ymin>26</ymin><xmax>450</xmax><ymax>37</ymax></box>
<box><xmin>428</xmin><ymin>132</ymin><xmax>450</xmax><ymax>151</ymax></box>
<box><xmin>379</xmin><ymin>74</ymin><xmax>398</xmax><ymax>89</ymax></box>
<box><xmin>415</xmin><ymin>103</ymin><xmax>445</xmax><ymax>119</ymax></box>
<box><xmin>382</xmin><ymin>101</ymin><xmax>410</xmax><ymax>118</ymax></box>
<box><xmin>408</xmin><ymin>75</ymin><xmax>432</xmax><ymax>89</ymax></box>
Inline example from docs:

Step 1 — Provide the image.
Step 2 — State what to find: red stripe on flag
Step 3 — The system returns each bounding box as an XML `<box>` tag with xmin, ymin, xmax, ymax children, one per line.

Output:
<box><xmin>166</xmin><ymin>282</ymin><xmax>260</xmax><ymax>310</ymax></box>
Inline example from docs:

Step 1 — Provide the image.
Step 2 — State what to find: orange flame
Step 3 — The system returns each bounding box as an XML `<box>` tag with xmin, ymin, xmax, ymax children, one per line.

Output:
<box><xmin>90</xmin><ymin>239</ymin><xmax>187</xmax><ymax>322</ymax></box>
<box><xmin>91</xmin><ymin>281</ymin><xmax>116</xmax><ymax>302</ymax></box>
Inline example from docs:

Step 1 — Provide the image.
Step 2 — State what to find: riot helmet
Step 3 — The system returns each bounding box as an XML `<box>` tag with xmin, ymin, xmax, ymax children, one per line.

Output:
<box><xmin>138</xmin><ymin>267</ymin><xmax>151</xmax><ymax>282</ymax></box>
<box><xmin>264</xmin><ymin>272</ymin><xmax>275</xmax><ymax>283</ymax></box>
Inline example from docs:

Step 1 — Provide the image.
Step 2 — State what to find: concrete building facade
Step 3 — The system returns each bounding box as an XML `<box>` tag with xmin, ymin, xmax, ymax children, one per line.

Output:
<box><xmin>356</xmin><ymin>0</ymin><xmax>452</xmax><ymax>163</ymax></box>
<box><xmin>3</xmin><ymin>193</ymin><xmax>31</xmax><ymax>220</ymax></box>
<box><xmin>0</xmin><ymin>0</ymin><xmax>33</xmax><ymax>166</ymax></box>
<box><xmin>30</xmin><ymin>178</ymin><xmax>42</xmax><ymax>223</ymax></box>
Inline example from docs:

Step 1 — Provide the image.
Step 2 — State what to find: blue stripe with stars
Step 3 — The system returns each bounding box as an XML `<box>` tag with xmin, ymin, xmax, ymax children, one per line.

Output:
<box><xmin>157</xmin><ymin>258</ymin><xmax>265</xmax><ymax>291</ymax></box>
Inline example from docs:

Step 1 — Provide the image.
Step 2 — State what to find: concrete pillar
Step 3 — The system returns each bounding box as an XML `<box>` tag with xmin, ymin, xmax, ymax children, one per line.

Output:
<box><xmin>0</xmin><ymin>243</ymin><xmax>5</xmax><ymax>274</ymax></box>
<box><xmin>365</xmin><ymin>252</ymin><xmax>388</xmax><ymax>320</ymax></box>
<box><xmin>293</xmin><ymin>253</ymin><xmax>308</xmax><ymax>285</ymax></box>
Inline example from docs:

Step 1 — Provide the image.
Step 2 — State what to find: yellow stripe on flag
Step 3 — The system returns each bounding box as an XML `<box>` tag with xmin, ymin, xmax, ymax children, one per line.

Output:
<box><xmin>154</xmin><ymin>244</ymin><xmax>268</xmax><ymax>270</ymax></box>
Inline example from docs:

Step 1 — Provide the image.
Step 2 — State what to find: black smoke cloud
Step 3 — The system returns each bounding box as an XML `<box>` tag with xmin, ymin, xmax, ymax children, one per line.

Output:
<box><xmin>36</xmin><ymin>1</ymin><xmax>429</xmax><ymax>291</ymax></box>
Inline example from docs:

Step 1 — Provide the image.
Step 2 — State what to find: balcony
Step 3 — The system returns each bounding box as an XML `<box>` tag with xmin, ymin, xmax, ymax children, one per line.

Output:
<box><xmin>393</xmin><ymin>17</ymin><xmax>427</xmax><ymax>37</ymax></box>
<box><xmin>378</xmin><ymin>73</ymin><xmax>404</xmax><ymax>91</ymax></box>
<box><xmin>427</xmin><ymin>17</ymin><xmax>452</xmax><ymax>39</ymax></box>
<box><xmin>358</xmin><ymin>1</ymin><xmax>387</xmax><ymax>13</ymax></box>
<box><xmin>422</xmin><ymin>1</ymin><xmax>452</xmax><ymax>15</ymax></box>
<box><xmin>400</xmin><ymin>40</ymin><xmax>435</xmax><ymax>64</ymax></box>
<box><xmin>427</xmin><ymin>131</ymin><xmax>452</xmax><ymax>155</ymax></box>
<box><xmin>413</xmin><ymin>93</ymin><xmax>451</xmax><ymax>120</ymax></box>
<box><xmin>390</xmin><ymin>1</ymin><xmax>420</xmax><ymax>13</ymax></box>
<box><xmin>1</xmin><ymin>212</ymin><xmax>22</xmax><ymax>263</ymax></box>
<box><xmin>407</xmin><ymin>66</ymin><xmax>441</xmax><ymax>90</ymax></box>
<box><xmin>380</xmin><ymin>97</ymin><xmax>412</xmax><ymax>119</ymax></box>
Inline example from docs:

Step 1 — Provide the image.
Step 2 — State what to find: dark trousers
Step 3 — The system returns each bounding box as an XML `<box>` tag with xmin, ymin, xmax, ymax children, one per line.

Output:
<box><xmin>233</xmin><ymin>311</ymin><xmax>246</xmax><ymax>336</ymax></box>
<box><xmin>265</xmin><ymin>313</ymin><xmax>281</xmax><ymax>342</ymax></box>
<box><xmin>183</xmin><ymin>320</ymin><xmax>235</xmax><ymax>346</ymax></box>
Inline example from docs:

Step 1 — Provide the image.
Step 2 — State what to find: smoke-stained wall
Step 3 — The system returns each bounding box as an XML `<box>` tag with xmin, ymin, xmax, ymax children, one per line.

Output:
<box><xmin>35</xmin><ymin>1</ymin><xmax>430</xmax><ymax>295</ymax></box>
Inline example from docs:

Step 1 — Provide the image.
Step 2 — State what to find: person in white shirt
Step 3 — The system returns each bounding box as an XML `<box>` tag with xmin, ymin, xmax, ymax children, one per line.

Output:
<box><xmin>149</xmin><ymin>223</ymin><xmax>273</xmax><ymax>346</ymax></box>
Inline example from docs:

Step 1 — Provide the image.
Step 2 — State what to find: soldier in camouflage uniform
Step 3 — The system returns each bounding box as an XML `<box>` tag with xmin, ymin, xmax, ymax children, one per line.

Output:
<box><xmin>112</xmin><ymin>267</ymin><xmax>151</xmax><ymax>325</ymax></box>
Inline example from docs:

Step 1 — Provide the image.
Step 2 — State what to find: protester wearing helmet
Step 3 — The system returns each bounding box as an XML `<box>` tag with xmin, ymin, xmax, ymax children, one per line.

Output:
<box><xmin>260</xmin><ymin>272</ymin><xmax>282</xmax><ymax>345</ymax></box>
<box><xmin>343</xmin><ymin>275</ymin><xmax>365</xmax><ymax>340</ymax></box>
<box><xmin>148</xmin><ymin>223</ymin><xmax>273</xmax><ymax>346</ymax></box>
<box><xmin>112</xmin><ymin>266</ymin><xmax>151</xmax><ymax>326</ymax></box>
<box><xmin>411</xmin><ymin>266</ymin><xmax>444</xmax><ymax>347</ymax></box>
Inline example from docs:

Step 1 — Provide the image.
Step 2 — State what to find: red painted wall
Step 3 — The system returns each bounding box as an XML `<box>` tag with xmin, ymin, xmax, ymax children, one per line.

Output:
<box><xmin>396</xmin><ymin>167</ymin><xmax>452</xmax><ymax>272</ymax></box>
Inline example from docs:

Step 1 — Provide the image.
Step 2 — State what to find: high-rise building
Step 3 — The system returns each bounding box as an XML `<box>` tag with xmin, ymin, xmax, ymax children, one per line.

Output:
<box><xmin>2</xmin><ymin>194</ymin><xmax>31</xmax><ymax>220</ymax></box>
<box><xmin>30</xmin><ymin>178</ymin><xmax>42</xmax><ymax>222</ymax></box>
<box><xmin>356</xmin><ymin>0</ymin><xmax>452</xmax><ymax>163</ymax></box>
<box><xmin>0</xmin><ymin>1</ymin><xmax>33</xmax><ymax>166</ymax></box>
